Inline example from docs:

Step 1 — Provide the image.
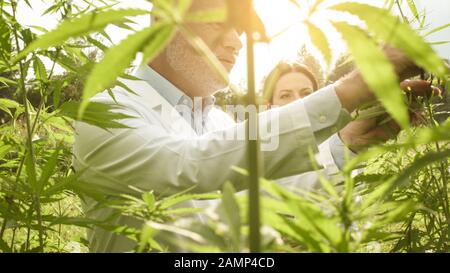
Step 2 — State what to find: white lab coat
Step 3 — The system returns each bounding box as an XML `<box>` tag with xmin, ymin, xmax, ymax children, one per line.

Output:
<box><xmin>73</xmin><ymin>76</ymin><xmax>346</xmax><ymax>252</ymax></box>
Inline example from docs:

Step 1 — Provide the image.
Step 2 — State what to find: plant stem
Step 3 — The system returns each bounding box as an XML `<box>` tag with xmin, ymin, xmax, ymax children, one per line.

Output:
<box><xmin>10</xmin><ymin>227</ymin><xmax>16</xmax><ymax>253</ymax></box>
<box><xmin>245</xmin><ymin>0</ymin><xmax>261</xmax><ymax>253</ymax></box>
<box><xmin>57</xmin><ymin>200</ymin><xmax>62</xmax><ymax>251</ymax></box>
<box><xmin>0</xmin><ymin>220</ymin><xmax>6</xmax><ymax>240</ymax></box>
<box><xmin>395</xmin><ymin>0</ymin><xmax>407</xmax><ymax>22</ymax></box>
<box><xmin>25</xmin><ymin>201</ymin><xmax>33</xmax><ymax>251</ymax></box>
<box><xmin>10</xmin><ymin>0</ymin><xmax>44</xmax><ymax>250</ymax></box>
<box><xmin>425</xmin><ymin>98</ymin><xmax>450</xmax><ymax>250</ymax></box>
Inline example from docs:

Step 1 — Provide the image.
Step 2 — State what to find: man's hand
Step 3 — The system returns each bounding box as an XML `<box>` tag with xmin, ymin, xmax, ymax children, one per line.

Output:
<box><xmin>334</xmin><ymin>46</ymin><xmax>423</xmax><ymax>113</ymax></box>
<box><xmin>400</xmin><ymin>79</ymin><xmax>442</xmax><ymax>99</ymax></box>
<box><xmin>383</xmin><ymin>45</ymin><xmax>424</xmax><ymax>81</ymax></box>
<box><xmin>338</xmin><ymin>79</ymin><xmax>439</xmax><ymax>153</ymax></box>
<box><xmin>338</xmin><ymin>117</ymin><xmax>400</xmax><ymax>153</ymax></box>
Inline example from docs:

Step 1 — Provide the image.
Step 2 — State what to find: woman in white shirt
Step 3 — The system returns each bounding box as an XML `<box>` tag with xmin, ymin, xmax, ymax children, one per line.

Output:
<box><xmin>261</xmin><ymin>61</ymin><xmax>349</xmax><ymax>191</ymax></box>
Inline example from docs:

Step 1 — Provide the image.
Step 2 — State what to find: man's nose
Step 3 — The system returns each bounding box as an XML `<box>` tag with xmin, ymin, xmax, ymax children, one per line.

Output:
<box><xmin>222</xmin><ymin>28</ymin><xmax>243</xmax><ymax>55</ymax></box>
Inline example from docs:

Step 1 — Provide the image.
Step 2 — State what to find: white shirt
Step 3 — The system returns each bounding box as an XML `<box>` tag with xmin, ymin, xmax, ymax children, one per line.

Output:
<box><xmin>73</xmin><ymin>65</ymin><xmax>353</xmax><ymax>252</ymax></box>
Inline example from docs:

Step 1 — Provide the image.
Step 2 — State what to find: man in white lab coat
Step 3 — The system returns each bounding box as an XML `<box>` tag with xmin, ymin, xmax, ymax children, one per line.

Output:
<box><xmin>73</xmin><ymin>0</ymin><xmax>423</xmax><ymax>252</ymax></box>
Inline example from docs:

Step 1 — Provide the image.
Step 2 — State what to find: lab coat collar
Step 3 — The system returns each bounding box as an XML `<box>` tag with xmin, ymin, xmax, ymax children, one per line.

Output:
<box><xmin>133</xmin><ymin>64</ymin><xmax>216</xmax><ymax>117</ymax></box>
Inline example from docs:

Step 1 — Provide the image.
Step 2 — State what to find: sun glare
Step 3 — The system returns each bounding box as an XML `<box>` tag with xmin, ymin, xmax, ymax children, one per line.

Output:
<box><xmin>230</xmin><ymin>0</ymin><xmax>343</xmax><ymax>89</ymax></box>
<box><xmin>254</xmin><ymin>0</ymin><xmax>310</xmax><ymax>62</ymax></box>
<box><xmin>230</xmin><ymin>0</ymin><xmax>384</xmax><ymax>88</ymax></box>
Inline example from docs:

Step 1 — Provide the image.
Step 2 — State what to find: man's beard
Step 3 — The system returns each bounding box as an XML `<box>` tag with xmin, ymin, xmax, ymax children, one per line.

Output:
<box><xmin>166</xmin><ymin>34</ymin><xmax>227</xmax><ymax>97</ymax></box>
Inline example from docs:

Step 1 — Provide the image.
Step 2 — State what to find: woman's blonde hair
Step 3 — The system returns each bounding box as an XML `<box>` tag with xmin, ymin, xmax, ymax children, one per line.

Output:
<box><xmin>263</xmin><ymin>61</ymin><xmax>318</xmax><ymax>103</ymax></box>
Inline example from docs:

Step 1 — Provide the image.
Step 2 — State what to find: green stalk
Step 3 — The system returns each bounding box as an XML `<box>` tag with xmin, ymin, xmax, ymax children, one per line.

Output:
<box><xmin>395</xmin><ymin>0</ymin><xmax>407</xmax><ymax>22</ymax></box>
<box><xmin>419</xmin><ymin>97</ymin><xmax>449</xmax><ymax>251</ymax></box>
<box><xmin>10</xmin><ymin>0</ymin><xmax>44</xmax><ymax>250</ymax></box>
<box><xmin>25</xmin><ymin>203</ymin><xmax>34</xmax><ymax>251</ymax></box>
<box><xmin>57</xmin><ymin>200</ymin><xmax>62</xmax><ymax>251</ymax></box>
<box><xmin>425</xmin><ymin>99</ymin><xmax>450</xmax><ymax>233</ymax></box>
<box><xmin>244</xmin><ymin>0</ymin><xmax>261</xmax><ymax>253</ymax></box>
<box><xmin>2</xmin><ymin>5</ymin><xmax>64</xmax><ymax>251</ymax></box>
<box><xmin>10</xmin><ymin>228</ymin><xmax>16</xmax><ymax>253</ymax></box>
<box><xmin>0</xmin><ymin>210</ymin><xmax>7</xmax><ymax>240</ymax></box>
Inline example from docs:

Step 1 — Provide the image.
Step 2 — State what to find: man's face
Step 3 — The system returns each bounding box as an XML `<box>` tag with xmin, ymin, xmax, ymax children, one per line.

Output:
<box><xmin>165</xmin><ymin>0</ymin><xmax>243</xmax><ymax>97</ymax></box>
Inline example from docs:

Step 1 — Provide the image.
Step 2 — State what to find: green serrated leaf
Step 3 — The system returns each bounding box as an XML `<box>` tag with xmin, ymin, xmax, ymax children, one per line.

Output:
<box><xmin>142</xmin><ymin>24</ymin><xmax>176</xmax><ymax>66</ymax></box>
<box><xmin>16</xmin><ymin>9</ymin><xmax>149</xmax><ymax>61</ymax></box>
<box><xmin>142</xmin><ymin>192</ymin><xmax>156</xmax><ymax>210</ymax></box>
<box><xmin>185</xmin><ymin>8</ymin><xmax>226</xmax><ymax>23</ymax></box>
<box><xmin>0</xmin><ymin>98</ymin><xmax>21</xmax><ymax>118</ymax></box>
<box><xmin>306</xmin><ymin>22</ymin><xmax>332</xmax><ymax>66</ymax></box>
<box><xmin>37</xmin><ymin>148</ymin><xmax>60</xmax><ymax>195</ymax></box>
<box><xmin>80</xmin><ymin>23</ymin><xmax>174</xmax><ymax>118</ymax></box>
<box><xmin>21</xmin><ymin>29</ymin><xmax>34</xmax><ymax>48</ymax></box>
<box><xmin>86</xmin><ymin>36</ymin><xmax>109</xmax><ymax>52</ymax></box>
<box><xmin>52</xmin><ymin>79</ymin><xmax>64</xmax><ymax>108</ymax></box>
<box><xmin>406</xmin><ymin>0</ymin><xmax>419</xmax><ymax>21</ymax></box>
<box><xmin>332</xmin><ymin>22</ymin><xmax>409</xmax><ymax>129</ymax></box>
<box><xmin>424</xmin><ymin>23</ymin><xmax>450</xmax><ymax>37</ymax></box>
<box><xmin>0</xmin><ymin>77</ymin><xmax>17</xmax><ymax>86</ymax></box>
<box><xmin>0</xmin><ymin>238</ymin><xmax>12</xmax><ymax>252</ymax></box>
<box><xmin>221</xmin><ymin>182</ymin><xmax>241</xmax><ymax>251</ymax></box>
<box><xmin>159</xmin><ymin>192</ymin><xmax>220</xmax><ymax>210</ymax></box>
<box><xmin>392</xmin><ymin>149</ymin><xmax>450</xmax><ymax>189</ymax></box>
<box><xmin>428</xmin><ymin>41</ymin><xmax>450</xmax><ymax>45</ymax></box>
<box><xmin>309</xmin><ymin>0</ymin><xmax>326</xmax><ymax>14</ymax></box>
<box><xmin>0</xmin><ymin>19</ymin><xmax>11</xmax><ymax>55</ymax></box>
<box><xmin>330</xmin><ymin>2</ymin><xmax>448</xmax><ymax>78</ymax></box>
<box><xmin>177</xmin><ymin>0</ymin><xmax>193</xmax><ymax>17</ymax></box>
<box><xmin>33</xmin><ymin>56</ymin><xmax>48</xmax><ymax>82</ymax></box>
<box><xmin>0</xmin><ymin>144</ymin><xmax>12</xmax><ymax>160</ymax></box>
<box><xmin>59</xmin><ymin>101</ymin><xmax>134</xmax><ymax>129</ymax></box>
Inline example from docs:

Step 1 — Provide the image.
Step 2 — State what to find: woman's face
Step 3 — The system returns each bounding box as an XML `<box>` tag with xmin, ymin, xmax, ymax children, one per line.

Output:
<box><xmin>272</xmin><ymin>72</ymin><xmax>314</xmax><ymax>106</ymax></box>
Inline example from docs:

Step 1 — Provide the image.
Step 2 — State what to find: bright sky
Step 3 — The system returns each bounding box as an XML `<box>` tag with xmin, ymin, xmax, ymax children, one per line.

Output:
<box><xmin>16</xmin><ymin>0</ymin><xmax>450</xmax><ymax>90</ymax></box>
